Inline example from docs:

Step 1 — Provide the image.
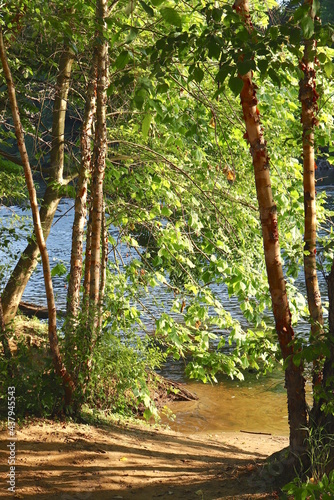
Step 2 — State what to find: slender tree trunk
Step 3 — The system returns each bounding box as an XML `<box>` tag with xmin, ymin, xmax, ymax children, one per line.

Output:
<box><xmin>0</xmin><ymin>29</ymin><xmax>75</xmax><ymax>404</ymax></box>
<box><xmin>299</xmin><ymin>0</ymin><xmax>323</xmax><ymax>391</ymax></box>
<box><xmin>66</xmin><ymin>55</ymin><xmax>97</xmax><ymax>322</ymax></box>
<box><xmin>83</xmin><ymin>202</ymin><xmax>93</xmax><ymax>305</ymax></box>
<box><xmin>317</xmin><ymin>262</ymin><xmax>334</xmax><ymax>439</ymax></box>
<box><xmin>98</xmin><ymin>199</ymin><xmax>108</xmax><ymax>331</ymax></box>
<box><xmin>50</xmin><ymin>46</ymin><xmax>75</xmax><ymax>180</ymax></box>
<box><xmin>99</xmin><ymin>200</ymin><xmax>108</xmax><ymax>303</ymax></box>
<box><xmin>2</xmin><ymin>45</ymin><xmax>74</xmax><ymax>324</ymax></box>
<box><xmin>233</xmin><ymin>0</ymin><xmax>308</xmax><ymax>453</ymax></box>
<box><xmin>0</xmin><ymin>297</ymin><xmax>12</xmax><ymax>360</ymax></box>
<box><xmin>89</xmin><ymin>0</ymin><xmax>109</xmax><ymax>310</ymax></box>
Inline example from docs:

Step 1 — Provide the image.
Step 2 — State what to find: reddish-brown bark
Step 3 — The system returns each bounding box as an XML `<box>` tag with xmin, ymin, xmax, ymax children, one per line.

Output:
<box><xmin>66</xmin><ymin>54</ymin><xmax>97</xmax><ymax>322</ymax></box>
<box><xmin>83</xmin><ymin>203</ymin><xmax>93</xmax><ymax>305</ymax></box>
<box><xmin>233</xmin><ymin>0</ymin><xmax>307</xmax><ymax>453</ymax></box>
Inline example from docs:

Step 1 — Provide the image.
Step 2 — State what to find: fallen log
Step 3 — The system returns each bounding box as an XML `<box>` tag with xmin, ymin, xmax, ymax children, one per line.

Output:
<box><xmin>18</xmin><ymin>301</ymin><xmax>49</xmax><ymax>319</ymax></box>
<box><xmin>18</xmin><ymin>301</ymin><xmax>66</xmax><ymax>319</ymax></box>
<box><xmin>156</xmin><ymin>375</ymin><xmax>199</xmax><ymax>402</ymax></box>
<box><xmin>150</xmin><ymin>373</ymin><xmax>199</xmax><ymax>410</ymax></box>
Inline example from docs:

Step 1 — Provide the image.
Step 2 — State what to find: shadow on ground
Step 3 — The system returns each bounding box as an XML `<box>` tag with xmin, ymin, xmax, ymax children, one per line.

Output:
<box><xmin>0</xmin><ymin>420</ymin><xmax>285</xmax><ymax>499</ymax></box>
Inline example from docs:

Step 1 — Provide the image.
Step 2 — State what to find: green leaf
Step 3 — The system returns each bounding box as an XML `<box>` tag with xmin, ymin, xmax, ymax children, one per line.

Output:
<box><xmin>301</xmin><ymin>16</ymin><xmax>314</xmax><ymax>39</ymax></box>
<box><xmin>143</xmin><ymin>408</ymin><xmax>154</xmax><ymax>420</ymax></box>
<box><xmin>139</xmin><ymin>0</ymin><xmax>154</xmax><ymax>17</ymax></box>
<box><xmin>268</xmin><ymin>68</ymin><xmax>281</xmax><ymax>87</ymax></box>
<box><xmin>114</xmin><ymin>50</ymin><xmax>130</xmax><ymax>69</ymax></box>
<box><xmin>324</xmin><ymin>61</ymin><xmax>333</xmax><ymax>78</ymax></box>
<box><xmin>142</xmin><ymin>113</ymin><xmax>152</xmax><ymax>138</ymax></box>
<box><xmin>212</xmin><ymin>8</ymin><xmax>222</xmax><ymax>22</ymax></box>
<box><xmin>134</xmin><ymin>94</ymin><xmax>144</xmax><ymax>109</ymax></box>
<box><xmin>237</xmin><ymin>59</ymin><xmax>255</xmax><ymax>75</ymax></box>
<box><xmin>318</xmin><ymin>52</ymin><xmax>327</xmax><ymax>63</ymax></box>
<box><xmin>126</xmin><ymin>27</ymin><xmax>139</xmax><ymax>43</ymax></box>
<box><xmin>292</xmin><ymin>351</ymin><xmax>302</xmax><ymax>367</ymax></box>
<box><xmin>156</xmin><ymin>82</ymin><xmax>169</xmax><ymax>93</ymax></box>
<box><xmin>193</xmin><ymin>66</ymin><xmax>204</xmax><ymax>83</ymax></box>
<box><xmin>160</xmin><ymin>7</ymin><xmax>182</xmax><ymax>28</ymax></box>
<box><xmin>228</xmin><ymin>76</ymin><xmax>243</xmax><ymax>96</ymax></box>
<box><xmin>51</xmin><ymin>262</ymin><xmax>67</xmax><ymax>278</ymax></box>
<box><xmin>151</xmin><ymin>0</ymin><xmax>164</xmax><ymax>5</ymax></box>
<box><xmin>312</xmin><ymin>0</ymin><xmax>320</xmax><ymax>17</ymax></box>
<box><xmin>216</xmin><ymin>64</ymin><xmax>233</xmax><ymax>83</ymax></box>
<box><xmin>161</xmin><ymin>206</ymin><xmax>172</xmax><ymax>217</ymax></box>
<box><xmin>208</xmin><ymin>37</ymin><xmax>221</xmax><ymax>60</ymax></box>
<box><xmin>257</xmin><ymin>59</ymin><xmax>268</xmax><ymax>74</ymax></box>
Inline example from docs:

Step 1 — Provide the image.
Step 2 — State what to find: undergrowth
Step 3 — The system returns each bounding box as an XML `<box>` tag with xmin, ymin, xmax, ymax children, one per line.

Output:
<box><xmin>0</xmin><ymin>316</ymin><xmax>165</xmax><ymax>421</ymax></box>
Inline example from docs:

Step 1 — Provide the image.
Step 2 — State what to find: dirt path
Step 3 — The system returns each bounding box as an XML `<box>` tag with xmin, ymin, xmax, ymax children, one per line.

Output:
<box><xmin>0</xmin><ymin>420</ymin><xmax>288</xmax><ymax>499</ymax></box>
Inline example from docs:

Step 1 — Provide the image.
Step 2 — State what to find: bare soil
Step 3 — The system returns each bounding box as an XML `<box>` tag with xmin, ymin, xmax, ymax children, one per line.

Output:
<box><xmin>0</xmin><ymin>419</ymin><xmax>288</xmax><ymax>499</ymax></box>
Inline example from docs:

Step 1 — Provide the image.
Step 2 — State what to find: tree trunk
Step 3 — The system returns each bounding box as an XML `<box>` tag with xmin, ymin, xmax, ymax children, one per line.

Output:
<box><xmin>299</xmin><ymin>0</ymin><xmax>323</xmax><ymax>391</ymax></box>
<box><xmin>98</xmin><ymin>199</ymin><xmax>108</xmax><ymax>331</ymax></box>
<box><xmin>83</xmin><ymin>202</ymin><xmax>93</xmax><ymax>305</ymax></box>
<box><xmin>0</xmin><ymin>28</ymin><xmax>75</xmax><ymax>404</ymax></box>
<box><xmin>318</xmin><ymin>262</ymin><xmax>334</xmax><ymax>436</ymax></box>
<box><xmin>0</xmin><ymin>296</ymin><xmax>12</xmax><ymax>360</ymax></box>
<box><xmin>2</xmin><ymin>45</ymin><xmax>74</xmax><ymax>324</ymax></box>
<box><xmin>66</xmin><ymin>54</ymin><xmax>97</xmax><ymax>322</ymax></box>
<box><xmin>89</xmin><ymin>0</ymin><xmax>109</xmax><ymax>310</ymax></box>
<box><xmin>50</xmin><ymin>46</ymin><xmax>75</xmax><ymax>180</ymax></box>
<box><xmin>233</xmin><ymin>0</ymin><xmax>308</xmax><ymax>453</ymax></box>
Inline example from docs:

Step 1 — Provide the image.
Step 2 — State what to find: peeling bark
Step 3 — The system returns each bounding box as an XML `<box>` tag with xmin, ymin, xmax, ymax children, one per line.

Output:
<box><xmin>233</xmin><ymin>0</ymin><xmax>307</xmax><ymax>453</ymax></box>
<box><xmin>299</xmin><ymin>0</ymin><xmax>323</xmax><ymax>391</ymax></box>
<box><xmin>98</xmin><ymin>199</ymin><xmax>108</xmax><ymax>331</ymax></box>
<box><xmin>89</xmin><ymin>0</ymin><xmax>109</xmax><ymax>310</ymax></box>
<box><xmin>0</xmin><ymin>28</ymin><xmax>75</xmax><ymax>403</ymax></box>
<box><xmin>66</xmin><ymin>54</ymin><xmax>97</xmax><ymax>322</ymax></box>
<box><xmin>83</xmin><ymin>202</ymin><xmax>93</xmax><ymax>305</ymax></box>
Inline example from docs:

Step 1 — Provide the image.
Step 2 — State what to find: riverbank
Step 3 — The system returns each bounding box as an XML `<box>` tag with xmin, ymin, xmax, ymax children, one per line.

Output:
<box><xmin>0</xmin><ymin>418</ymin><xmax>288</xmax><ymax>499</ymax></box>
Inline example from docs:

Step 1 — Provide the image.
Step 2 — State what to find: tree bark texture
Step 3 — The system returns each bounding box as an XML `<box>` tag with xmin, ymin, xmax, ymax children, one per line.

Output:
<box><xmin>299</xmin><ymin>0</ymin><xmax>323</xmax><ymax>388</ymax></box>
<box><xmin>310</xmin><ymin>261</ymin><xmax>334</xmax><ymax>467</ymax></box>
<box><xmin>83</xmin><ymin>202</ymin><xmax>93</xmax><ymax>305</ymax></box>
<box><xmin>0</xmin><ymin>296</ymin><xmax>12</xmax><ymax>360</ymax></box>
<box><xmin>66</xmin><ymin>55</ymin><xmax>97</xmax><ymax>321</ymax></box>
<box><xmin>233</xmin><ymin>0</ymin><xmax>308</xmax><ymax>453</ymax></box>
<box><xmin>2</xmin><ymin>46</ymin><xmax>74</xmax><ymax>324</ymax></box>
<box><xmin>0</xmin><ymin>29</ymin><xmax>75</xmax><ymax>403</ymax></box>
<box><xmin>50</xmin><ymin>46</ymin><xmax>75</xmax><ymax>180</ymax></box>
<box><xmin>89</xmin><ymin>0</ymin><xmax>109</xmax><ymax>308</ymax></box>
<box><xmin>98</xmin><ymin>199</ymin><xmax>108</xmax><ymax>331</ymax></box>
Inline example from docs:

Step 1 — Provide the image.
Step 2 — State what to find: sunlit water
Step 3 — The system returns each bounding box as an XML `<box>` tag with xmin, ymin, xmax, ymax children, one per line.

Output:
<box><xmin>161</xmin><ymin>374</ymin><xmax>290</xmax><ymax>435</ymax></box>
<box><xmin>0</xmin><ymin>175</ymin><xmax>332</xmax><ymax>435</ymax></box>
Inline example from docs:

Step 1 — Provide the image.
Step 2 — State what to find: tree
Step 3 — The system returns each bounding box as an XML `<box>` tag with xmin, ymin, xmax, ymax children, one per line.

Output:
<box><xmin>0</xmin><ymin>26</ymin><xmax>75</xmax><ymax>403</ymax></box>
<box><xmin>2</xmin><ymin>38</ymin><xmax>75</xmax><ymax>324</ymax></box>
<box><xmin>0</xmin><ymin>1</ymin><xmax>333</xmax><ymax>465</ymax></box>
<box><xmin>233</xmin><ymin>0</ymin><xmax>307</xmax><ymax>454</ymax></box>
<box><xmin>299</xmin><ymin>0</ymin><xmax>324</xmax><ymax>391</ymax></box>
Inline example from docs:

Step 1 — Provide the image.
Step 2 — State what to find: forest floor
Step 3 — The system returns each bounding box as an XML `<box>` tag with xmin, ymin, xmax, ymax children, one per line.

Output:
<box><xmin>0</xmin><ymin>418</ymin><xmax>289</xmax><ymax>499</ymax></box>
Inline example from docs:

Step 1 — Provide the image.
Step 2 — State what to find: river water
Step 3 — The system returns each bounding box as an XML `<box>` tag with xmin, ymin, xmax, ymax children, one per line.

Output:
<box><xmin>0</xmin><ymin>176</ymin><xmax>332</xmax><ymax>436</ymax></box>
